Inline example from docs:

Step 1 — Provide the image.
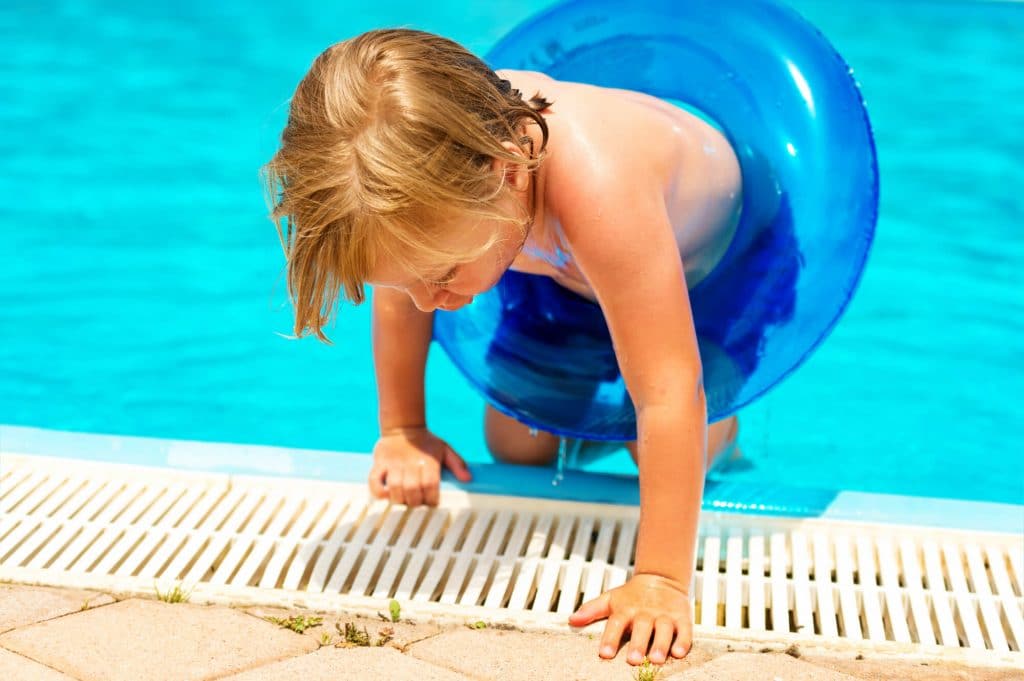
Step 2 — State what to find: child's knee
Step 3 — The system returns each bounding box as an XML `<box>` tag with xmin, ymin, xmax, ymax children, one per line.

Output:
<box><xmin>484</xmin><ymin>406</ymin><xmax>559</xmax><ymax>466</ymax></box>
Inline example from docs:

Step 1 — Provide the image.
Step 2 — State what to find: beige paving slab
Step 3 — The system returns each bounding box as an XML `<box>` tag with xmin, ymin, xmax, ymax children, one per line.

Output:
<box><xmin>664</xmin><ymin>652</ymin><xmax>864</xmax><ymax>681</ymax></box>
<box><xmin>802</xmin><ymin>653</ymin><xmax>1024</xmax><ymax>681</ymax></box>
<box><xmin>408</xmin><ymin>627</ymin><xmax>730</xmax><ymax>681</ymax></box>
<box><xmin>0</xmin><ymin>647</ymin><xmax>77</xmax><ymax>680</ymax></box>
<box><xmin>0</xmin><ymin>584</ymin><xmax>114</xmax><ymax>633</ymax></box>
<box><xmin>0</xmin><ymin>598</ymin><xmax>317</xmax><ymax>681</ymax></box>
<box><xmin>222</xmin><ymin>645</ymin><xmax>472</xmax><ymax>680</ymax></box>
<box><xmin>245</xmin><ymin>605</ymin><xmax>443</xmax><ymax>650</ymax></box>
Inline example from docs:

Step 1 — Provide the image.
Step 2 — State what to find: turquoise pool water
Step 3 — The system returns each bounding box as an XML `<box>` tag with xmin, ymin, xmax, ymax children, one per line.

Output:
<box><xmin>1</xmin><ymin>0</ymin><xmax>1021</xmax><ymax>505</ymax></box>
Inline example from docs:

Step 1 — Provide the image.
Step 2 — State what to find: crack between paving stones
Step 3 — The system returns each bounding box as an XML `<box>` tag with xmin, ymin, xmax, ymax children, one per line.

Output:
<box><xmin>0</xmin><ymin>593</ymin><xmax>120</xmax><ymax>636</ymax></box>
<box><xmin>0</xmin><ymin>643</ymin><xmax>88</xmax><ymax>680</ymax></box>
<box><xmin>231</xmin><ymin>609</ymin><xmax>487</xmax><ymax>680</ymax></box>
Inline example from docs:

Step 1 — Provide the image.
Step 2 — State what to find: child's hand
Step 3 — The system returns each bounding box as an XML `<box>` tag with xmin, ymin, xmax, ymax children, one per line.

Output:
<box><xmin>568</xmin><ymin>573</ymin><xmax>693</xmax><ymax>666</ymax></box>
<box><xmin>368</xmin><ymin>427</ymin><xmax>472</xmax><ymax>506</ymax></box>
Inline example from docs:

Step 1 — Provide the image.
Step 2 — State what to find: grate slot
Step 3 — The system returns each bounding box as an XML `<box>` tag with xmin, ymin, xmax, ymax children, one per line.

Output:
<box><xmin>349</xmin><ymin>504</ymin><xmax>411</xmax><ymax>596</ymax></box>
<box><xmin>531</xmin><ymin>515</ymin><xmax>574</xmax><ymax>613</ymax></box>
<box><xmin>136</xmin><ymin>485</ymin><xmax>231</xmax><ymax>579</ymax></box>
<box><xmin>812</xmin><ymin>531</ymin><xmax>838</xmax><ymax>638</ymax></box>
<box><xmin>899</xmin><ymin>537</ymin><xmax>936</xmax><ymax>645</ymax></box>
<box><xmin>259</xmin><ymin>498</ymin><xmax>328</xmax><ymax>590</ymax></box>
<box><xmin>392</xmin><ymin>509</ymin><xmax>449</xmax><ymax>601</ymax></box>
<box><xmin>482</xmin><ymin>511</ymin><xmax>534</xmax><ymax>610</ymax></box>
<box><xmin>747</xmin><ymin>531</ymin><xmax>767</xmax><ymax>632</ymax></box>
<box><xmin>506</xmin><ymin>514</ymin><xmax>554</xmax><ymax>610</ymax></box>
<box><xmin>412</xmin><ymin>509</ymin><xmax>471</xmax><ymax>602</ymax></box>
<box><xmin>281</xmin><ymin>497</ymin><xmax>350</xmax><ymax>591</ymax></box>
<box><xmin>460</xmin><ymin>510</ymin><xmax>513</xmax><ymax>607</ymax></box>
<box><xmin>943</xmin><ymin>541</ymin><xmax>986</xmax><ymax>649</ymax></box>
<box><xmin>699</xmin><ymin>533</ymin><xmax>723</xmax><ymax>627</ymax></box>
<box><xmin>115</xmin><ymin>486</ymin><xmax>206</xmax><ymax>577</ymax></box>
<box><xmin>94</xmin><ymin>485</ymin><xmax>188</xmax><ymax>575</ymax></box>
<box><xmin>986</xmin><ymin>544</ymin><xmax>1024</xmax><ymax>650</ymax></box>
<box><xmin>555</xmin><ymin>515</ymin><xmax>595</xmax><ymax>615</ymax></box>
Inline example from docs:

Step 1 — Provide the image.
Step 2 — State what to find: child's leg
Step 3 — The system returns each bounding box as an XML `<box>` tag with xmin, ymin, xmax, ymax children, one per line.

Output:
<box><xmin>706</xmin><ymin>415</ymin><xmax>740</xmax><ymax>468</ymax></box>
<box><xmin>485</xmin><ymin>405</ymin><xmax>560</xmax><ymax>466</ymax></box>
<box><xmin>486</xmin><ymin>407</ymin><xmax>739</xmax><ymax>471</ymax></box>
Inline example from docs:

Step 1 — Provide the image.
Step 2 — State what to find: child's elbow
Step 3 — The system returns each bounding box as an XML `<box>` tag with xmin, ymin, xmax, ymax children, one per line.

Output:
<box><xmin>634</xmin><ymin>370</ymin><xmax>705</xmax><ymax>414</ymax></box>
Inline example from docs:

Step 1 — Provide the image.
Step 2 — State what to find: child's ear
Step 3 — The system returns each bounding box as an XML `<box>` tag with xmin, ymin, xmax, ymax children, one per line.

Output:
<box><xmin>491</xmin><ymin>140</ymin><xmax>530</xmax><ymax>192</ymax></box>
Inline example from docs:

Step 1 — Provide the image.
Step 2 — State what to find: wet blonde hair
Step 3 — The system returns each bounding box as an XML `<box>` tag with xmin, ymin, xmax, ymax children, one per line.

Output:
<box><xmin>262</xmin><ymin>28</ymin><xmax>550</xmax><ymax>341</ymax></box>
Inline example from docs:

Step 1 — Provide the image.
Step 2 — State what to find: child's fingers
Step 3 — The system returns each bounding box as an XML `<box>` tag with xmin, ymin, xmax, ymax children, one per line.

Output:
<box><xmin>421</xmin><ymin>462</ymin><xmax>440</xmax><ymax>506</ymax></box>
<box><xmin>368</xmin><ymin>464</ymin><xmax>388</xmax><ymax>499</ymax></box>
<box><xmin>443</xmin><ymin>448</ymin><xmax>472</xmax><ymax>482</ymax></box>
<box><xmin>568</xmin><ymin>592</ymin><xmax>610</xmax><ymax>627</ymax></box>
<box><xmin>649</xmin><ymin>616</ymin><xmax>675</xmax><ymax>664</ymax></box>
<box><xmin>402</xmin><ymin>466</ymin><xmax>424</xmax><ymax>507</ymax></box>
<box><xmin>388</xmin><ymin>468</ymin><xmax>406</xmax><ymax>505</ymax></box>
<box><xmin>671</xmin><ymin>617</ymin><xmax>693</xmax><ymax>658</ymax></box>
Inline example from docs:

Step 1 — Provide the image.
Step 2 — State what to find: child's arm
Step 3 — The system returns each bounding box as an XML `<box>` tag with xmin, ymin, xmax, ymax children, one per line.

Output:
<box><xmin>371</xmin><ymin>287</ymin><xmax>432</xmax><ymax>433</ymax></box>
<box><xmin>555</xmin><ymin>163</ymin><xmax>711</xmax><ymax>665</ymax></box>
<box><xmin>369</xmin><ymin>287</ymin><xmax>472</xmax><ymax>506</ymax></box>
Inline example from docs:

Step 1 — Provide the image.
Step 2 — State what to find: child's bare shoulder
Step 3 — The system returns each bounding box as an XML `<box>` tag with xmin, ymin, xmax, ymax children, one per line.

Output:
<box><xmin>499</xmin><ymin>69</ymin><xmax>739</xmax><ymax>214</ymax></box>
<box><xmin>503</xmin><ymin>70</ymin><xmax>742</xmax><ymax>292</ymax></box>
<box><xmin>499</xmin><ymin>69</ymin><xmax>678</xmax><ymax>175</ymax></box>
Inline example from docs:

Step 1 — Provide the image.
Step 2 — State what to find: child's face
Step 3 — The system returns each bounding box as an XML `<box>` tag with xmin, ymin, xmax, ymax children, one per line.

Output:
<box><xmin>369</xmin><ymin>193</ymin><xmax>529</xmax><ymax>312</ymax></box>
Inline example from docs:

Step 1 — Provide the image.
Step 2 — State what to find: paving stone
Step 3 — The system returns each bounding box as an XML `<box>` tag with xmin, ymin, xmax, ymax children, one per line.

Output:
<box><xmin>802</xmin><ymin>654</ymin><xmax>1023</xmax><ymax>681</ymax></box>
<box><xmin>0</xmin><ymin>598</ymin><xmax>317</xmax><ymax>681</ymax></box>
<box><xmin>222</xmin><ymin>645</ymin><xmax>472</xmax><ymax>680</ymax></box>
<box><xmin>408</xmin><ymin>627</ymin><xmax>728</xmax><ymax>681</ymax></box>
<box><xmin>0</xmin><ymin>584</ymin><xmax>114</xmax><ymax>633</ymax></box>
<box><xmin>0</xmin><ymin>647</ymin><xmax>77</xmax><ymax>680</ymax></box>
<box><xmin>245</xmin><ymin>605</ymin><xmax>443</xmax><ymax>650</ymax></box>
<box><xmin>664</xmin><ymin>652</ymin><xmax>863</xmax><ymax>680</ymax></box>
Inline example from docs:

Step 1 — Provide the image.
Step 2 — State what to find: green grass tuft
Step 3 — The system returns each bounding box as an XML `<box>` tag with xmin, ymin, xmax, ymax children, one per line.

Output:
<box><xmin>338</xmin><ymin>621</ymin><xmax>371</xmax><ymax>647</ymax></box>
<box><xmin>633</xmin><ymin>658</ymin><xmax>662</xmax><ymax>681</ymax></box>
<box><xmin>154</xmin><ymin>583</ymin><xmax>191</xmax><ymax>604</ymax></box>
<box><xmin>266</xmin><ymin>614</ymin><xmax>323</xmax><ymax>634</ymax></box>
<box><xmin>335</xmin><ymin>622</ymin><xmax>394</xmax><ymax>647</ymax></box>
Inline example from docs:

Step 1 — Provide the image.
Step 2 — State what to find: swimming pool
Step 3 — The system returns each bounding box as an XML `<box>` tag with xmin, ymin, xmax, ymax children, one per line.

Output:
<box><xmin>1</xmin><ymin>0</ymin><xmax>1021</xmax><ymax>507</ymax></box>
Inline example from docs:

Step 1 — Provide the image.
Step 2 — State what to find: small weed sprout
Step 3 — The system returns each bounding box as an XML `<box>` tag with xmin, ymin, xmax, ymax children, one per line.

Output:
<box><xmin>376</xmin><ymin>626</ymin><xmax>394</xmax><ymax>647</ymax></box>
<box><xmin>469</xmin><ymin>620</ymin><xmax>487</xmax><ymax>630</ymax></box>
<box><xmin>338</xmin><ymin>622</ymin><xmax>371</xmax><ymax>647</ymax></box>
<box><xmin>332</xmin><ymin>621</ymin><xmax>394</xmax><ymax>647</ymax></box>
<box><xmin>266</xmin><ymin>614</ymin><xmax>323</xmax><ymax>634</ymax></box>
<box><xmin>378</xmin><ymin>599</ymin><xmax>402</xmax><ymax>622</ymax></box>
<box><xmin>154</xmin><ymin>583</ymin><xmax>192</xmax><ymax>603</ymax></box>
<box><xmin>318</xmin><ymin>632</ymin><xmax>333</xmax><ymax>647</ymax></box>
<box><xmin>633</xmin><ymin>658</ymin><xmax>662</xmax><ymax>681</ymax></box>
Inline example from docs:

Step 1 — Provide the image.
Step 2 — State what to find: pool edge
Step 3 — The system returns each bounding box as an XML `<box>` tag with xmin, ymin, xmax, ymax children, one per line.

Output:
<box><xmin>2</xmin><ymin>423</ymin><xmax>1020</xmax><ymax>535</ymax></box>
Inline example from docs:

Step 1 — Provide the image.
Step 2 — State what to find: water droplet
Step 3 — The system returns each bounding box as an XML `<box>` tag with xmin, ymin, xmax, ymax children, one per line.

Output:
<box><xmin>552</xmin><ymin>438</ymin><xmax>568</xmax><ymax>486</ymax></box>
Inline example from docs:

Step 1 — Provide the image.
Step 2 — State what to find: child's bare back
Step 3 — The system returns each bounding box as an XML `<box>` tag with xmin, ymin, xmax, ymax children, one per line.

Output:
<box><xmin>499</xmin><ymin>69</ymin><xmax>743</xmax><ymax>300</ymax></box>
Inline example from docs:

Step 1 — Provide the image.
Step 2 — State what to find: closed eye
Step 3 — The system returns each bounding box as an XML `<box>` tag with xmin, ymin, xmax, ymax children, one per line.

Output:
<box><xmin>432</xmin><ymin>266</ymin><xmax>458</xmax><ymax>288</ymax></box>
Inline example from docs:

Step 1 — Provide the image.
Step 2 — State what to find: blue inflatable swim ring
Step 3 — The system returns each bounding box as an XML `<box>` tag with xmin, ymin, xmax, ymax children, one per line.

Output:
<box><xmin>433</xmin><ymin>0</ymin><xmax>878</xmax><ymax>441</ymax></box>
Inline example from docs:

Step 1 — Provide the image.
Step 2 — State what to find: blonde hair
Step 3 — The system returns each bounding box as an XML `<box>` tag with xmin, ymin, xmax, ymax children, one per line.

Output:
<box><xmin>262</xmin><ymin>28</ymin><xmax>550</xmax><ymax>341</ymax></box>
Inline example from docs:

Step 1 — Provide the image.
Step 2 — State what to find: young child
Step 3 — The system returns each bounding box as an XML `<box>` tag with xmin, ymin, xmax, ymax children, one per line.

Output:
<box><xmin>264</xmin><ymin>29</ymin><xmax>742</xmax><ymax>667</ymax></box>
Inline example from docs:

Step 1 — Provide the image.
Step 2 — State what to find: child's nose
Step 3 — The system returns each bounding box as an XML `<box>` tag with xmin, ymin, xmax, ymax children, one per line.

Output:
<box><xmin>407</xmin><ymin>284</ymin><xmax>446</xmax><ymax>312</ymax></box>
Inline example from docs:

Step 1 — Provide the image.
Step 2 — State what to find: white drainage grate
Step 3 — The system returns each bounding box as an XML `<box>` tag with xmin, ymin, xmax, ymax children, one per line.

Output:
<box><xmin>1</xmin><ymin>453</ymin><xmax>1022</xmax><ymax>661</ymax></box>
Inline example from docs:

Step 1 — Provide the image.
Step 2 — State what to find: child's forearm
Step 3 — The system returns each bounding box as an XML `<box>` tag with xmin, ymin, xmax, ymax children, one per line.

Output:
<box><xmin>633</xmin><ymin>389</ymin><xmax>708</xmax><ymax>591</ymax></box>
<box><xmin>371</xmin><ymin>287</ymin><xmax>434</xmax><ymax>433</ymax></box>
